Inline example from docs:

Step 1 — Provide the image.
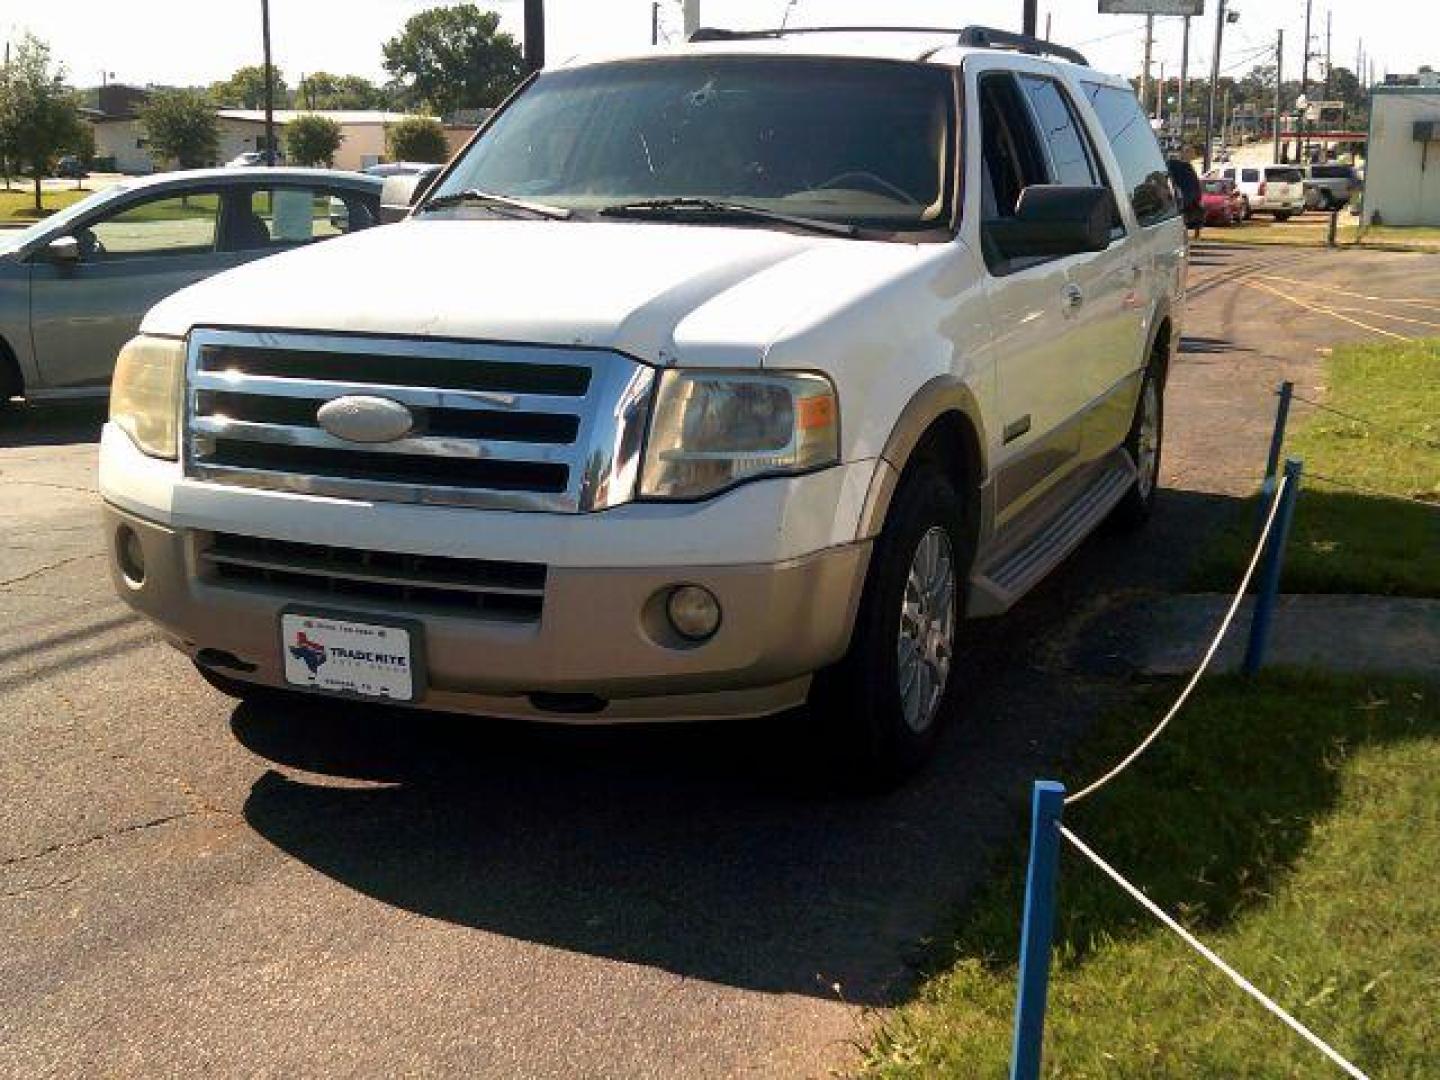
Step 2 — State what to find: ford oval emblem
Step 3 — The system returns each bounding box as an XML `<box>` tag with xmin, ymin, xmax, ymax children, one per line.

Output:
<box><xmin>316</xmin><ymin>395</ymin><xmax>415</xmax><ymax>444</ymax></box>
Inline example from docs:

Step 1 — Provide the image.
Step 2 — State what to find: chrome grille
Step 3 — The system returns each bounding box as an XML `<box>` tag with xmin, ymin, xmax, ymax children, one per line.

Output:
<box><xmin>185</xmin><ymin>329</ymin><xmax>656</xmax><ymax>513</ymax></box>
<box><xmin>200</xmin><ymin>532</ymin><xmax>546</xmax><ymax>621</ymax></box>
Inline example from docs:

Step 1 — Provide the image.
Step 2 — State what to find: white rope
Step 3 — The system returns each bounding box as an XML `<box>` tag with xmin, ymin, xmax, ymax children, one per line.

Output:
<box><xmin>1064</xmin><ymin>473</ymin><xmax>1290</xmax><ymax>805</ymax></box>
<box><xmin>1058</xmin><ymin>826</ymin><xmax>1370</xmax><ymax>1079</ymax></box>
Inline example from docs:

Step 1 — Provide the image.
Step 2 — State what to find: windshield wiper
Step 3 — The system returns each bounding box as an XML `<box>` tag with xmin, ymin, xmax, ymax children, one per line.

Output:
<box><xmin>598</xmin><ymin>197</ymin><xmax>857</xmax><ymax>238</ymax></box>
<box><xmin>419</xmin><ymin>188</ymin><xmax>571</xmax><ymax>220</ymax></box>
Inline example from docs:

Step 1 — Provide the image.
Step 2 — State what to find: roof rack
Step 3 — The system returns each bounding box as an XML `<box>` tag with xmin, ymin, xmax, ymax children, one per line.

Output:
<box><xmin>687</xmin><ymin>23</ymin><xmax>1090</xmax><ymax>67</ymax></box>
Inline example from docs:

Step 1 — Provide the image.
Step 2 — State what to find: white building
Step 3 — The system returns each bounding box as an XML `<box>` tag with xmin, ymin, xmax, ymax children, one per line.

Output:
<box><xmin>1362</xmin><ymin>86</ymin><xmax>1440</xmax><ymax>226</ymax></box>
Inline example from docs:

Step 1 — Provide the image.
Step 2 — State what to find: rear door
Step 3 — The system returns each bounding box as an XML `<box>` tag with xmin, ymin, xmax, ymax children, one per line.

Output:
<box><xmin>1017</xmin><ymin>72</ymin><xmax>1144</xmax><ymax>466</ymax></box>
<box><xmin>28</xmin><ymin>188</ymin><xmax>224</xmax><ymax>389</ymax></box>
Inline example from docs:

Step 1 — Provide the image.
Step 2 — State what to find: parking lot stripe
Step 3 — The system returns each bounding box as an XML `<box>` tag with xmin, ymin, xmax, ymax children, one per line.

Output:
<box><xmin>1244</xmin><ymin>279</ymin><xmax>1412</xmax><ymax>341</ymax></box>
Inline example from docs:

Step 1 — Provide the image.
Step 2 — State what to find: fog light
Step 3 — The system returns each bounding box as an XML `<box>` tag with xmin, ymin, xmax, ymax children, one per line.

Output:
<box><xmin>666</xmin><ymin>585</ymin><xmax>721</xmax><ymax>641</ymax></box>
<box><xmin>116</xmin><ymin>524</ymin><xmax>145</xmax><ymax>585</ymax></box>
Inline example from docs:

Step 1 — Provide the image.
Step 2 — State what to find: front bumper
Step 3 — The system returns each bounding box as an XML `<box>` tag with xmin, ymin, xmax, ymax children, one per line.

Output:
<box><xmin>105</xmin><ymin>502</ymin><xmax>872</xmax><ymax>722</ymax></box>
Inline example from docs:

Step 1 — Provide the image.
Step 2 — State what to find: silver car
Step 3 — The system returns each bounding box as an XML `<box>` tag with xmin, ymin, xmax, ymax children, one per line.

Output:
<box><xmin>0</xmin><ymin>168</ymin><xmax>381</xmax><ymax>402</ymax></box>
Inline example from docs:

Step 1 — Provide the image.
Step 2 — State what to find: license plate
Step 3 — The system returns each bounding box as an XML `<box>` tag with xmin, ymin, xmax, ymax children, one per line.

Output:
<box><xmin>280</xmin><ymin>611</ymin><xmax>421</xmax><ymax>702</ymax></box>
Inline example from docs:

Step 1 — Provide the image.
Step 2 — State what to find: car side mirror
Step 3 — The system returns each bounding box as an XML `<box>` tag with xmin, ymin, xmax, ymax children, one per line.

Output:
<box><xmin>984</xmin><ymin>185</ymin><xmax>1115</xmax><ymax>261</ymax></box>
<box><xmin>378</xmin><ymin>170</ymin><xmax>441</xmax><ymax>224</ymax></box>
<box><xmin>45</xmin><ymin>235</ymin><xmax>82</xmax><ymax>264</ymax></box>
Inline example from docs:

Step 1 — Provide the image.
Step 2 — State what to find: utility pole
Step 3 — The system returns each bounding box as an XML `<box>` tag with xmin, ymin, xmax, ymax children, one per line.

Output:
<box><xmin>1324</xmin><ymin>9</ymin><xmax>1332</xmax><ymax>98</ymax></box>
<box><xmin>651</xmin><ymin>1</ymin><xmax>660</xmax><ymax>46</ymax></box>
<box><xmin>1274</xmin><ymin>29</ymin><xmax>1284</xmax><ymax>163</ymax></box>
<box><xmin>1045</xmin><ymin>13</ymin><xmax>1052</xmax><ymax>41</ymax></box>
<box><xmin>1203</xmin><ymin>0</ymin><xmax>1228</xmax><ymax>171</ymax></box>
<box><xmin>1157</xmin><ymin>61</ymin><xmax>1166</xmax><ymax>122</ymax></box>
<box><xmin>1179</xmin><ymin>16</ymin><xmax>1192</xmax><ymax>153</ymax></box>
<box><xmin>1023</xmin><ymin>0</ymin><xmax>1038</xmax><ymax>36</ymax></box>
<box><xmin>1300</xmin><ymin>0</ymin><xmax>1312</xmax><ymax>161</ymax></box>
<box><xmin>524</xmin><ymin>0</ymin><xmax>545</xmax><ymax>72</ymax></box>
<box><xmin>1141</xmin><ymin>14</ymin><xmax>1155</xmax><ymax>119</ymax></box>
<box><xmin>261</xmin><ymin>0</ymin><xmax>276</xmax><ymax>166</ymax></box>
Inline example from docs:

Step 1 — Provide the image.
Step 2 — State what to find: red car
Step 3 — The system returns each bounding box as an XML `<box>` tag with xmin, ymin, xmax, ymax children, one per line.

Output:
<box><xmin>1200</xmin><ymin>178</ymin><xmax>1244</xmax><ymax>226</ymax></box>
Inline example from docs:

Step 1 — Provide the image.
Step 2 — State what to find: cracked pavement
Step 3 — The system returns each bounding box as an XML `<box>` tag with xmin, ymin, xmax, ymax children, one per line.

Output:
<box><xmin>3</xmin><ymin>246</ymin><xmax>1437</xmax><ymax>1078</ymax></box>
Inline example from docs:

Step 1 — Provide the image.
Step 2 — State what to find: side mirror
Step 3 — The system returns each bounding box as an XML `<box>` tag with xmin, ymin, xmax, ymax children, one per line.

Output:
<box><xmin>45</xmin><ymin>235</ymin><xmax>82</xmax><ymax>263</ymax></box>
<box><xmin>378</xmin><ymin>168</ymin><xmax>442</xmax><ymax>224</ymax></box>
<box><xmin>984</xmin><ymin>185</ymin><xmax>1115</xmax><ymax>261</ymax></box>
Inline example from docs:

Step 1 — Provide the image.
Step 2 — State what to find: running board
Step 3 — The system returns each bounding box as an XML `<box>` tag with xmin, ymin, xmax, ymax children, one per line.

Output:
<box><xmin>968</xmin><ymin>449</ymin><xmax>1138</xmax><ymax>617</ymax></box>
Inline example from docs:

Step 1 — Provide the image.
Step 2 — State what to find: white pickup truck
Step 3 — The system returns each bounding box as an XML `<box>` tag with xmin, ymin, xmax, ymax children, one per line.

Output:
<box><xmin>100</xmin><ymin>25</ymin><xmax>1185</xmax><ymax>785</ymax></box>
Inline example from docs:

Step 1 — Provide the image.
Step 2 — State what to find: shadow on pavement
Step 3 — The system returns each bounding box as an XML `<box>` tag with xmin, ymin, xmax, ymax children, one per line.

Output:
<box><xmin>0</xmin><ymin>400</ymin><xmax>107</xmax><ymax>448</ymax></box>
<box><xmin>229</xmin><ymin>486</ymin><xmax>1246</xmax><ymax>1006</ymax></box>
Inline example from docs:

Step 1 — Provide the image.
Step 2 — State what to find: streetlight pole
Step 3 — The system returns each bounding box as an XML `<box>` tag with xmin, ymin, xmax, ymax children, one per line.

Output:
<box><xmin>1178</xmin><ymin>15</ymin><xmax>1191</xmax><ymax>154</ymax></box>
<box><xmin>261</xmin><ymin>0</ymin><xmax>276</xmax><ymax>166</ymax></box>
<box><xmin>1202</xmin><ymin>0</ymin><xmax>1228</xmax><ymax>172</ymax></box>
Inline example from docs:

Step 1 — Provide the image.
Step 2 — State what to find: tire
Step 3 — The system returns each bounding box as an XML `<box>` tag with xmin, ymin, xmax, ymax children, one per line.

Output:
<box><xmin>1113</xmin><ymin>359</ymin><xmax>1165</xmax><ymax>529</ymax></box>
<box><xmin>0</xmin><ymin>347</ymin><xmax>21</xmax><ymax>405</ymax></box>
<box><xmin>1241</xmin><ymin>198</ymin><xmax>1252</xmax><ymax>220</ymax></box>
<box><xmin>809</xmin><ymin>466</ymin><xmax>974</xmax><ymax>790</ymax></box>
<box><xmin>1274</xmin><ymin>211</ymin><xmax>1292</xmax><ymax>222</ymax></box>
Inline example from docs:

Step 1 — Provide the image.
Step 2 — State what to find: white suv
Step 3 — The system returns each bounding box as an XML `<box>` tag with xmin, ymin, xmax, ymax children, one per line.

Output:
<box><xmin>100</xmin><ymin>26</ymin><xmax>1185</xmax><ymax>784</ymax></box>
<box><xmin>1207</xmin><ymin>163</ymin><xmax>1307</xmax><ymax>220</ymax></box>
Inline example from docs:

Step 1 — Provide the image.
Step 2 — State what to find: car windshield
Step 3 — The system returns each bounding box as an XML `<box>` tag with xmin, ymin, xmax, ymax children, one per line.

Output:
<box><xmin>0</xmin><ymin>182</ymin><xmax>131</xmax><ymax>252</ymax></box>
<box><xmin>427</xmin><ymin>56</ymin><xmax>956</xmax><ymax>233</ymax></box>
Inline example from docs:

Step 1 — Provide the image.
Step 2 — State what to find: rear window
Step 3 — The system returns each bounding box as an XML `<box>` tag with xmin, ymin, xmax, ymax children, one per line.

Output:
<box><xmin>1311</xmin><ymin>165</ymin><xmax>1352</xmax><ymax>179</ymax></box>
<box><xmin>1266</xmin><ymin>167</ymin><xmax>1303</xmax><ymax>183</ymax></box>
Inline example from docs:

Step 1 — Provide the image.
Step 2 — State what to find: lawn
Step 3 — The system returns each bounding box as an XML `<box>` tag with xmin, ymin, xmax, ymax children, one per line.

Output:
<box><xmin>1208</xmin><ymin>213</ymin><xmax>1440</xmax><ymax>252</ymax></box>
<box><xmin>860</xmin><ymin>671</ymin><xmax>1439</xmax><ymax>1078</ymax></box>
<box><xmin>1190</xmin><ymin>338</ymin><xmax>1440</xmax><ymax>598</ymax></box>
<box><xmin>0</xmin><ymin>186</ymin><xmax>95</xmax><ymax>223</ymax></box>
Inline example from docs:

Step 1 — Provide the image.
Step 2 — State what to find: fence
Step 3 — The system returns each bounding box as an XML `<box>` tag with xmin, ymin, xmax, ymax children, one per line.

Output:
<box><xmin>1006</xmin><ymin>378</ymin><xmax>1439</xmax><ymax>1078</ymax></box>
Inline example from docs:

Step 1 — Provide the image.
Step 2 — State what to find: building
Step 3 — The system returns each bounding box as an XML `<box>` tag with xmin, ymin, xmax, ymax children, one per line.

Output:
<box><xmin>1362</xmin><ymin>86</ymin><xmax>1440</xmax><ymax>226</ymax></box>
<box><xmin>91</xmin><ymin>100</ymin><xmax>480</xmax><ymax>175</ymax></box>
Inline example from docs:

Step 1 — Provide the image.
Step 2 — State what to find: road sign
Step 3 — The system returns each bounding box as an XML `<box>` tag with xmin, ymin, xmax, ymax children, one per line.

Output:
<box><xmin>1098</xmin><ymin>1</ymin><xmax>1205</xmax><ymax>14</ymax></box>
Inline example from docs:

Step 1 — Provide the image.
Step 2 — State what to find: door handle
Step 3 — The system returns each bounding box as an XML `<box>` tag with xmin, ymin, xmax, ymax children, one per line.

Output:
<box><xmin>1062</xmin><ymin>283</ymin><xmax>1084</xmax><ymax>311</ymax></box>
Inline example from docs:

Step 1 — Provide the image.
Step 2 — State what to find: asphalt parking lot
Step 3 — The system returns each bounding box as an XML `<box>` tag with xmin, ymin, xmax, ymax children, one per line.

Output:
<box><xmin>3</xmin><ymin>244</ymin><xmax>1438</xmax><ymax>1077</ymax></box>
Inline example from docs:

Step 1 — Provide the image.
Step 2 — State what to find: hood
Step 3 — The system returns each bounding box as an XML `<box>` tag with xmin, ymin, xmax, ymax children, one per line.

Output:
<box><xmin>141</xmin><ymin>218</ymin><xmax>925</xmax><ymax>367</ymax></box>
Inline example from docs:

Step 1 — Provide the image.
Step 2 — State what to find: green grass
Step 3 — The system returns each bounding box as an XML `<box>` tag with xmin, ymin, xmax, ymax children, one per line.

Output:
<box><xmin>0</xmin><ymin>186</ymin><xmax>94</xmax><ymax>222</ymax></box>
<box><xmin>1189</xmin><ymin>339</ymin><xmax>1440</xmax><ymax>598</ymax></box>
<box><xmin>860</xmin><ymin>671</ymin><xmax>1440</xmax><ymax>1078</ymax></box>
<box><xmin>1209</xmin><ymin>214</ymin><xmax>1440</xmax><ymax>252</ymax></box>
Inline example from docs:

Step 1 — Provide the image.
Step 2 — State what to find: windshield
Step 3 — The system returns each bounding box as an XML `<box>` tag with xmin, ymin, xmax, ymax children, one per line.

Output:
<box><xmin>1</xmin><ymin>182</ymin><xmax>130</xmax><ymax>251</ymax></box>
<box><xmin>429</xmin><ymin>57</ymin><xmax>956</xmax><ymax>234</ymax></box>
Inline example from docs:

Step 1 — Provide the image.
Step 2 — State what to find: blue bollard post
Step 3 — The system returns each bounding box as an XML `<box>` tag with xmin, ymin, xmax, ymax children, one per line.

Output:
<box><xmin>1257</xmin><ymin>381</ymin><xmax>1294</xmax><ymax>536</ymax></box>
<box><xmin>1009</xmin><ymin>780</ymin><xmax>1066</xmax><ymax>1080</ymax></box>
<box><xmin>1243</xmin><ymin>457</ymin><xmax>1304</xmax><ymax>675</ymax></box>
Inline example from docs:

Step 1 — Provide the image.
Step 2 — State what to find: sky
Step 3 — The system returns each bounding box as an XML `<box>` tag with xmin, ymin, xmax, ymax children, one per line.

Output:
<box><xmin>6</xmin><ymin>0</ymin><xmax>1436</xmax><ymax>94</ymax></box>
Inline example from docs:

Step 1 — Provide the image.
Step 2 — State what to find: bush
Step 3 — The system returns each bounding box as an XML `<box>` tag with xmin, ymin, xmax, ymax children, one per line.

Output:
<box><xmin>387</xmin><ymin>116</ymin><xmax>449</xmax><ymax>164</ymax></box>
<box><xmin>285</xmin><ymin>114</ymin><xmax>343</xmax><ymax>168</ymax></box>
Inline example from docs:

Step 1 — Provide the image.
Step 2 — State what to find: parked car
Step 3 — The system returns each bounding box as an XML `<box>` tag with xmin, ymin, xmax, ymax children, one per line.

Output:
<box><xmin>0</xmin><ymin>168</ymin><xmax>380</xmax><ymax>402</ymax></box>
<box><xmin>99</xmin><ymin>26</ymin><xmax>1186</xmax><ymax>785</ymax></box>
<box><xmin>1200</xmin><ymin>178</ymin><xmax>1244</xmax><ymax>225</ymax></box>
<box><xmin>54</xmin><ymin>156</ymin><xmax>89</xmax><ymax>179</ymax></box>
<box><xmin>1206</xmin><ymin>163</ymin><xmax>1307</xmax><ymax>220</ymax></box>
<box><xmin>1303</xmin><ymin>163</ymin><xmax>1362</xmax><ymax>210</ymax></box>
<box><xmin>225</xmin><ymin>151</ymin><xmax>286</xmax><ymax>168</ymax></box>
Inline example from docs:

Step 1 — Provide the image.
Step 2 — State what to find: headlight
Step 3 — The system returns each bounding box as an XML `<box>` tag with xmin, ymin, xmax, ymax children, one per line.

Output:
<box><xmin>639</xmin><ymin>371</ymin><xmax>839</xmax><ymax>501</ymax></box>
<box><xmin>110</xmin><ymin>335</ymin><xmax>184</xmax><ymax>460</ymax></box>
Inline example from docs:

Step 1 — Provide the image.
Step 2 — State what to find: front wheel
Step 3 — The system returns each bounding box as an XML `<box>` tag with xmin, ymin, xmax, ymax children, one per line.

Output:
<box><xmin>1241</xmin><ymin>198</ymin><xmax>1252</xmax><ymax>220</ymax></box>
<box><xmin>809</xmin><ymin>467</ymin><xmax>974</xmax><ymax>790</ymax></box>
<box><xmin>1274</xmin><ymin>211</ymin><xmax>1293</xmax><ymax>222</ymax></box>
<box><xmin>1113</xmin><ymin>361</ymin><xmax>1165</xmax><ymax>528</ymax></box>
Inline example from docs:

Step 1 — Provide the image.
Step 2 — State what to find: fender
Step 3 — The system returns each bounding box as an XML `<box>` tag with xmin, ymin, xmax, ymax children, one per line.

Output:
<box><xmin>856</xmin><ymin>375</ymin><xmax>989</xmax><ymax>541</ymax></box>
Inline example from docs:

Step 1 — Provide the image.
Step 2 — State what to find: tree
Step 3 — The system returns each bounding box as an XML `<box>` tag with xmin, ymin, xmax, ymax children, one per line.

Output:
<box><xmin>210</xmin><ymin>64</ymin><xmax>289</xmax><ymax>109</ymax></box>
<box><xmin>387</xmin><ymin>116</ymin><xmax>449</xmax><ymax>163</ymax></box>
<box><xmin>296</xmin><ymin>72</ymin><xmax>383</xmax><ymax>111</ymax></box>
<box><xmin>140</xmin><ymin>89</ymin><xmax>219</xmax><ymax>169</ymax></box>
<box><xmin>285</xmin><ymin>114</ymin><xmax>343</xmax><ymax>167</ymax></box>
<box><xmin>0</xmin><ymin>34</ymin><xmax>83</xmax><ymax>211</ymax></box>
<box><xmin>382</xmin><ymin>4</ymin><xmax>524</xmax><ymax>115</ymax></box>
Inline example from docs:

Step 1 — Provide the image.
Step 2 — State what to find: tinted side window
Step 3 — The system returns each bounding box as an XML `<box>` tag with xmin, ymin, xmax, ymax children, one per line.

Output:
<box><xmin>1018</xmin><ymin>75</ymin><xmax>1099</xmax><ymax>186</ymax></box>
<box><xmin>1083</xmin><ymin>82</ymin><xmax>1176</xmax><ymax>227</ymax></box>
<box><xmin>1242</xmin><ymin>168</ymin><xmax>1260</xmax><ymax>183</ymax></box>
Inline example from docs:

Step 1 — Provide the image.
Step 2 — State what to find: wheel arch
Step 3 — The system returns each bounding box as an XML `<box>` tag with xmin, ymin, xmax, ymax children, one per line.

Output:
<box><xmin>0</xmin><ymin>333</ymin><xmax>22</xmax><ymax>400</ymax></box>
<box><xmin>857</xmin><ymin>377</ymin><xmax>987</xmax><ymax>543</ymax></box>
